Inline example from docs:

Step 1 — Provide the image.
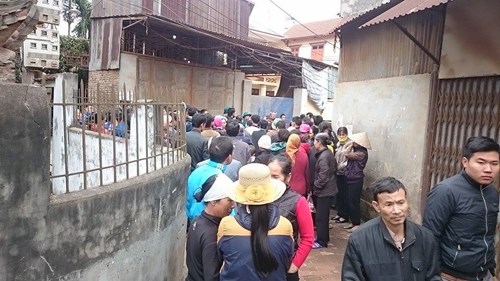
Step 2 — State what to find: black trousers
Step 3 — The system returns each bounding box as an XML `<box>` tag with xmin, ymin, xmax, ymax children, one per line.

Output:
<box><xmin>286</xmin><ymin>271</ymin><xmax>299</xmax><ymax>281</ymax></box>
<box><xmin>347</xmin><ymin>180</ymin><xmax>363</xmax><ymax>225</ymax></box>
<box><xmin>315</xmin><ymin>196</ymin><xmax>333</xmax><ymax>247</ymax></box>
<box><xmin>336</xmin><ymin>175</ymin><xmax>348</xmax><ymax>219</ymax></box>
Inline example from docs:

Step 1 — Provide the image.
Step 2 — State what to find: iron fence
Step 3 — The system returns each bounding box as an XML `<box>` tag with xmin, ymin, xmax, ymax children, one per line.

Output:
<box><xmin>50</xmin><ymin>79</ymin><xmax>187</xmax><ymax>194</ymax></box>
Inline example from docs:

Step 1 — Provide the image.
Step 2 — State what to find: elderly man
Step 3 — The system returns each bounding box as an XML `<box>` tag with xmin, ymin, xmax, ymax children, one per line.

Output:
<box><xmin>342</xmin><ymin>177</ymin><xmax>440</xmax><ymax>281</ymax></box>
<box><xmin>423</xmin><ymin>136</ymin><xmax>500</xmax><ymax>281</ymax></box>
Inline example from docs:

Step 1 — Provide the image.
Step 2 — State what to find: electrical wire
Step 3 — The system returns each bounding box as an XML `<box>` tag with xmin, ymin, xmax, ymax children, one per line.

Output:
<box><xmin>93</xmin><ymin>0</ymin><xmax>334</xmax><ymax>94</ymax></box>
<box><xmin>267</xmin><ymin>0</ymin><xmax>338</xmax><ymax>46</ymax></box>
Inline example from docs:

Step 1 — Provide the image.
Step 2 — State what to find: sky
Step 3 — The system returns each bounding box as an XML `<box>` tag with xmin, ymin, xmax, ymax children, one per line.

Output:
<box><xmin>60</xmin><ymin>0</ymin><xmax>341</xmax><ymax>36</ymax></box>
<box><xmin>249</xmin><ymin>0</ymin><xmax>341</xmax><ymax>35</ymax></box>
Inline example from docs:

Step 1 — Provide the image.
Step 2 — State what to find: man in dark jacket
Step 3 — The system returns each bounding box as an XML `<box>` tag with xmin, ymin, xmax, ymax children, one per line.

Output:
<box><xmin>186</xmin><ymin>173</ymin><xmax>234</xmax><ymax>281</ymax></box>
<box><xmin>423</xmin><ymin>136</ymin><xmax>500</xmax><ymax>281</ymax></box>
<box><xmin>342</xmin><ymin>177</ymin><xmax>440</xmax><ymax>281</ymax></box>
<box><xmin>186</xmin><ymin>113</ymin><xmax>208</xmax><ymax>172</ymax></box>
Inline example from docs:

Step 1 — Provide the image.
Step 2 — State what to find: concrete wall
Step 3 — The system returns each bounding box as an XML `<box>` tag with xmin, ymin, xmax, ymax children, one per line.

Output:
<box><xmin>118</xmin><ymin>53</ymin><xmax>246</xmax><ymax>114</ymax></box>
<box><xmin>330</xmin><ymin>74</ymin><xmax>432</xmax><ymax>222</ymax></box>
<box><xmin>293</xmin><ymin>88</ymin><xmax>334</xmax><ymax>120</ymax></box>
<box><xmin>0</xmin><ymin>82</ymin><xmax>190</xmax><ymax>280</ymax></box>
<box><xmin>52</xmin><ymin>74</ymin><xmax>174</xmax><ymax>194</ymax></box>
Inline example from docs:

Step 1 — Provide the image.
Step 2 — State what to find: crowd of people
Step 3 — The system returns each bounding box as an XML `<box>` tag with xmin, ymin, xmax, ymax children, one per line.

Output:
<box><xmin>182</xmin><ymin>106</ymin><xmax>500</xmax><ymax>281</ymax></box>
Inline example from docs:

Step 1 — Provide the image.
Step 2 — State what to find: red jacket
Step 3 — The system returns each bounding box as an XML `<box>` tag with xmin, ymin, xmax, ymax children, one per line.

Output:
<box><xmin>289</xmin><ymin>143</ymin><xmax>310</xmax><ymax>196</ymax></box>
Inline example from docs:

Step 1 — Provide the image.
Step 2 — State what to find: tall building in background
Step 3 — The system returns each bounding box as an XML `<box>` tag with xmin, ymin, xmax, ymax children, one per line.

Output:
<box><xmin>22</xmin><ymin>0</ymin><xmax>61</xmax><ymax>71</ymax></box>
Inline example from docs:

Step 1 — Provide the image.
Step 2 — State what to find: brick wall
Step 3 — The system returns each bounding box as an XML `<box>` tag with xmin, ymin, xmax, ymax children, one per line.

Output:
<box><xmin>88</xmin><ymin>70</ymin><xmax>119</xmax><ymax>102</ymax></box>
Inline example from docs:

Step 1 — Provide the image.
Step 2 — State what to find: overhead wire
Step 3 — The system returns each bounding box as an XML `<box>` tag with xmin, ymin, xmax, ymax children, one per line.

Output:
<box><xmin>267</xmin><ymin>0</ymin><xmax>338</xmax><ymax>47</ymax></box>
<box><xmin>94</xmin><ymin>0</ymin><xmax>334</xmax><ymax>94</ymax></box>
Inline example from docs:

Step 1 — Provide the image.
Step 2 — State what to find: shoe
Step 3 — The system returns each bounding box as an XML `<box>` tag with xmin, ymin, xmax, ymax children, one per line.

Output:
<box><xmin>335</xmin><ymin>217</ymin><xmax>348</xmax><ymax>223</ymax></box>
<box><xmin>347</xmin><ymin>225</ymin><xmax>360</xmax><ymax>233</ymax></box>
<box><xmin>343</xmin><ymin>224</ymin><xmax>354</xmax><ymax>230</ymax></box>
<box><xmin>331</xmin><ymin>215</ymin><xmax>341</xmax><ymax>221</ymax></box>
<box><xmin>312</xmin><ymin>241</ymin><xmax>325</xmax><ymax>249</ymax></box>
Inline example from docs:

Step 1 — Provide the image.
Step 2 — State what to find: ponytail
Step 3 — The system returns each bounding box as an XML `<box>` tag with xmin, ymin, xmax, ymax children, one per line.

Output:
<box><xmin>249</xmin><ymin>204</ymin><xmax>278</xmax><ymax>277</ymax></box>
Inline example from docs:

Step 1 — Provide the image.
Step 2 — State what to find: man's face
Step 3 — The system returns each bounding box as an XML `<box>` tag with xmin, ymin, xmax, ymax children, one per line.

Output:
<box><xmin>281</xmin><ymin>115</ymin><xmax>286</xmax><ymax>121</ymax></box>
<box><xmin>372</xmin><ymin>188</ymin><xmax>408</xmax><ymax>229</ymax></box>
<box><xmin>462</xmin><ymin>151</ymin><xmax>500</xmax><ymax>185</ymax></box>
<box><xmin>213</xmin><ymin>198</ymin><xmax>234</xmax><ymax>217</ymax></box>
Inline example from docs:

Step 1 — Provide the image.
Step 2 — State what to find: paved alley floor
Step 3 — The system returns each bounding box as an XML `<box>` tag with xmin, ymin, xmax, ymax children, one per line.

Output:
<box><xmin>299</xmin><ymin>211</ymin><xmax>350</xmax><ymax>281</ymax></box>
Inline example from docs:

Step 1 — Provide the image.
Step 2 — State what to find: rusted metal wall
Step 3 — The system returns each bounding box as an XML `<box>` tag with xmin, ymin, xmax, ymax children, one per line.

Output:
<box><xmin>439</xmin><ymin>0</ymin><xmax>500</xmax><ymax>79</ymax></box>
<box><xmin>91</xmin><ymin>0</ymin><xmax>142</xmax><ymax>18</ymax></box>
<box><xmin>339</xmin><ymin>8</ymin><xmax>444</xmax><ymax>82</ymax></box>
<box><xmin>91</xmin><ymin>0</ymin><xmax>252</xmax><ymax>39</ymax></box>
<box><xmin>89</xmin><ymin>18</ymin><xmax>122</xmax><ymax>71</ymax></box>
<box><xmin>422</xmin><ymin>76</ymin><xmax>500</xmax><ymax>198</ymax></box>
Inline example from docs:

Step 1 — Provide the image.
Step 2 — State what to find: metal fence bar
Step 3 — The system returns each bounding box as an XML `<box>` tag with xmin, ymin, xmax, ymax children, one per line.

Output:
<box><xmin>50</xmin><ymin>82</ymin><xmax>187</xmax><ymax>194</ymax></box>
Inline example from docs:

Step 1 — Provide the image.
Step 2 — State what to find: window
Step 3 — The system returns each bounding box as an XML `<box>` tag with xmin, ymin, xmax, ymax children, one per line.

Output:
<box><xmin>251</xmin><ymin>88</ymin><xmax>260</xmax><ymax>96</ymax></box>
<box><xmin>52</xmin><ymin>32</ymin><xmax>58</xmax><ymax>38</ymax></box>
<box><xmin>290</xmin><ymin>46</ymin><xmax>300</xmax><ymax>57</ymax></box>
<box><xmin>266</xmin><ymin>91</ymin><xmax>275</xmax><ymax>97</ymax></box>
<box><xmin>42</xmin><ymin>14</ymin><xmax>48</xmax><ymax>21</ymax></box>
<box><xmin>31</xmin><ymin>29</ymin><xmax>36</xmax><ymax>34</ymax></box>
<box><xmin>41</xmin><ymin>60</ymin><xmax>47</xmax><ymax>67</ymax></box>
<box><xmin>51</xmin><ymin>61</ymin><xmax>58</xmax><ymax>67</ymax></box>
<box><xmin>311</xmin><ymin>44</ymin><xmax>324</xmax><ymax>61</ymax></box>
<box><xmin>53</xmin><ymin>0</ymin><xmax>59</xmax><ymax>5</ymax></box>
<box><xmin>53</xmin><ymin>18</ymin><xmax>59</xmax><ymax>23</ymax></box>
<box><xmin>41</xmin><ymin>30</ymin><xmax>48</xmax><ymax>36</ymax></box>
<box><xmin>30</xmin><ymin>42</ymin><xmax>36</xmax><ymax>49</ymax></box>
<box><xmin>42</xmin><ymin>0</ymin><xmax>48</xmax><ymax>3</ymax></box>
<box><xmin>52</xmin><ymin>45</ymin><xmax>58</xmax><ymax>51</ymax></box>
<box><xmin>41</xmin><ymin>44</ymin><xmax>48</xmax><ymax>50</ymax></box>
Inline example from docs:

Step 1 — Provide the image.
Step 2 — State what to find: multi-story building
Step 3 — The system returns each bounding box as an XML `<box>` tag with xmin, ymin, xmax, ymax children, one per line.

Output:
<box><xmin>22</xmin><ymin>0</ymin><xmax>61</xmax><ymax>70</ymax></box>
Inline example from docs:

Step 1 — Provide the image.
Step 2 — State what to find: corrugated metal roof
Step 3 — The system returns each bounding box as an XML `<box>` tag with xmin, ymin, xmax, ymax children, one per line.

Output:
<box><xmin>334</xmin><ymin>1</ymin><xmax>397</xmax><ymax>31</ymax></box>
<box><xmin>361</xmin><ymin>0</ymin><xmax>453</xmax><ymax>27</ymax></box>
<box><xmin>284</xmin><ymin>18</ymin><xmax>342</xmax><ymax>39</ymax></box>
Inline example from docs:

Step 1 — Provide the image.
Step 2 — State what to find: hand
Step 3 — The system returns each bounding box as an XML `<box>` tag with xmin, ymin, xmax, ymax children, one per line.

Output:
<box><xmin>288</xmin><ymin>263</ymin><xmax>298</xmax><ymax>273</ymax></box>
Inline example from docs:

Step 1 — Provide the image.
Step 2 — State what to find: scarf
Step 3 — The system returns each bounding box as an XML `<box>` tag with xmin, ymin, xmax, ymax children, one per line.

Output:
<box><xmin>339</xmin><ymin>136</ymin><xmax>349</xmax><ymax>145</ymax></box>
<box><xmin>286</xmin><ymin>134</ymin><xmax>301</xmax><ymax>165</ymax></box>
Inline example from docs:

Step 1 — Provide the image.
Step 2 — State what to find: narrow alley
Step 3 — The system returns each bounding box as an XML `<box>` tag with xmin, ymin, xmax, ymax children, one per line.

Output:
<box><xmin>300</xmin><ymin>212</ymin><xmax>349</xmax><ymax>281</ymax></box>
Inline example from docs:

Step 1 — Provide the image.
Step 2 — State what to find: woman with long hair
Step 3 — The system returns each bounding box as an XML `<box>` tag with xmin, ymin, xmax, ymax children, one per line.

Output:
<box><xmin>311</xmin><ymin>133</ymin><xmax>338</xmax><ymax>249</ymax></box>
<box><xmin>218</xmin><ymin>164</ymin><xmax>294</xmax><ymax>280</ymax></box>
<box><xmin>269</xmin><ymin>156</ymin><xmax>314</xmax><ymax>281</ymax></box>
<box><xmin>333</xmin><ymin>127</ymin><xmax>351</xmax><ymax>223</ymax></box>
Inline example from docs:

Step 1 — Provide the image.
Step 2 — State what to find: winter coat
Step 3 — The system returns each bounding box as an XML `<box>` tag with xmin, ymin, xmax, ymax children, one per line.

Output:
<box><xmin>289</xmin><ymin>144</ymin><xmax>310</xmax><ymax>196</ymax></box>
<box><xmin>342</xmin><ymin>216</ymin><xmax>440</xmax><ymax>281</ymax></box>
<box><xmin>186</xmin><ymin>129</ymin><xmax>209</xmax><ymax>171</ymax></box>
<box><xmin>423</xmin><ymin>171</ymin><xmax>499</xmax><ymax>280</ymax></box>
<box><xmin>335</xmin><ymin>140</ymin><xmax>352</xmax><ymax>175</ymax></box>
<box><xmin>344</xmin><ymin>146</ymin><xmax>368</xmax><ymax>183</ymax></box>
<box><xmin>312</xmin><ymin>148</ymin><xmax>337</xmax><ymax>197</ymax></box>
<box><xmin>217</xmin><ymin>205</ymin><xmax>294</xmax><ymax>281</ymax></box>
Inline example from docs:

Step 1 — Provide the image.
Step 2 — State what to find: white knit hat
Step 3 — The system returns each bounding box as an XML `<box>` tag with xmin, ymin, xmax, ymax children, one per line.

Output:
<box><xmin>203</xmin><ymin>173</ymin><xmax>233</xmax><ymax>202</ymax></box>
<box><xmin>258</xmin><ymin>135</ymin><xmax>272</xmax><ymax>150</ymax></box>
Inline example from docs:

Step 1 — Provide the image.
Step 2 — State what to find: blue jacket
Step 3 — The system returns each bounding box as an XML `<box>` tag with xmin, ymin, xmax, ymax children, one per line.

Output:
<box><xmin>217</xmin><ymin>205</ymin><xmax>294</xmax><ymax>281</ymax></box>
<box><xmin>186</xmin><ymin>161</ymin><xmax>224</xmax><ymax>221</ymax></box>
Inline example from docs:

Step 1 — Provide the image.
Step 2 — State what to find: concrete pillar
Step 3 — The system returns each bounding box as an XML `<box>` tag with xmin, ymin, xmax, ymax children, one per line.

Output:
<box><xmin>0</xmin><ymin>83</ymin><xmax>50</xmax><ymax>280</ymax></box>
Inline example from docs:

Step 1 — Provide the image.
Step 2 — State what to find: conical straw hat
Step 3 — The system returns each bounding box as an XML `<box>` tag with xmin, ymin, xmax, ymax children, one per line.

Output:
<box><xmin>350</xmin><ymin>132</ymin><xmax>372</xmax><ymax>150</ymax></box>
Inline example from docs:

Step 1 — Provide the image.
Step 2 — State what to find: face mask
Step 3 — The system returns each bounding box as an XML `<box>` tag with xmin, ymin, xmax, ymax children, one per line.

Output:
<box><xmin>339</xmin><ymin>136</ymin><xmax>348</xmax><ymax>143</ymax></box>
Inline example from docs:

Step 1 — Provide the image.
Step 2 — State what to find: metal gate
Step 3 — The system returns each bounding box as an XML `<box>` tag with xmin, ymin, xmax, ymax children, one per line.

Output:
<box><xmin>422</xmin><ymin>76</ymin><xmax>500</xmax><ymax>207</ymax></box>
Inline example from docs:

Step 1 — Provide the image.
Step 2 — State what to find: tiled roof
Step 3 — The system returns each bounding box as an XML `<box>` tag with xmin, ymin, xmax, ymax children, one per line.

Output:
<box><xmin>284</xmin><ymin>18</ymin><xmax>342</xmax><ymax>39</ymax></box>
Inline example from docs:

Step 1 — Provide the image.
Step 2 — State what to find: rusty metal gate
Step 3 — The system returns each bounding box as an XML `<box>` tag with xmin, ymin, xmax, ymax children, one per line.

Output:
<box><xmin>421</xmin><ymin>75</ymin><xmax>500</xmax><ymax>209</ymax></box>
